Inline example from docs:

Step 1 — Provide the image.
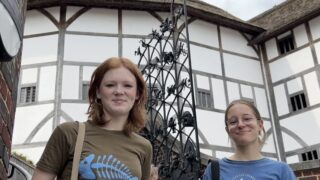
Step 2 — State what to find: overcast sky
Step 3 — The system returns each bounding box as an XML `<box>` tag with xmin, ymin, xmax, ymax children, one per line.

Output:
<box><xmin>201</xmin><ymin>0</ymin><xmax>287</xmax><ymax>21</ymax></box>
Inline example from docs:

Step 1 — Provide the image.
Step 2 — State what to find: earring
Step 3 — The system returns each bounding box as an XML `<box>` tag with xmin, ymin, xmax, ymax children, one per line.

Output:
<box><xmin>95</xmin><ymin>98</ymin><xmax>100</xmax><ymax>104</ymax></box>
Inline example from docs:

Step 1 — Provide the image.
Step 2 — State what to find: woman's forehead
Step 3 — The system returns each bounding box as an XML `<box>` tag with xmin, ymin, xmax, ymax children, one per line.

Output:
<box><xmin>228</xmin><ymin>103</ymin><xmax>255</xmax><ymax>114</ymax></box>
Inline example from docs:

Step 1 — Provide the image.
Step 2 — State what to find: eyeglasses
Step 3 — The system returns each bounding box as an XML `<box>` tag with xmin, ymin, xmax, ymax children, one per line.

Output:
<box><xmin>226</xmin><ymin>116</ymin><xmax>256</xmax><ymax>127</ymax></box>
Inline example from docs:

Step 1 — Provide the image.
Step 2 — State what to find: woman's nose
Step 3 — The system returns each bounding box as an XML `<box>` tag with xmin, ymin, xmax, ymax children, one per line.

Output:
<box><xmin>114</xmin><ymin>86</ymin><xmax>124</xmax><ymax>94</ymax></box>
<box><xmin>237</xmin><ymin>120</ymin><xmax>246</xmax><ymax>127</ymax></box>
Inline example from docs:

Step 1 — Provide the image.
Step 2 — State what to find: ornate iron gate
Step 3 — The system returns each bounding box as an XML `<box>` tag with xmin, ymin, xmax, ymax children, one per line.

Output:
<box><xmin>136</xmin><ymin>1</ymin><xmax>201</xmax><ymax>179</ymax></box>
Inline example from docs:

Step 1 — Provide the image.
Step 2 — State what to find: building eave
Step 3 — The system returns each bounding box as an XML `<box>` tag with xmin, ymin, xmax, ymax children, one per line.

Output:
<box><xmin>26</xmin><ymin>0</ymin><xmax>265</xmax><ymax>35</ymax></box>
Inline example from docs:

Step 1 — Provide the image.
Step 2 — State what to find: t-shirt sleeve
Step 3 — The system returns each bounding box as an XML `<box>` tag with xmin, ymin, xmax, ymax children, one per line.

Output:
<box><xmin>36</xmin><ymin>124</ymin><xmax>72</xmax><ymax>175</ymax></box>
<box><xmin>141</xmin><ymin>141</ymin><xmax>152</xmax><ymax>180</ymax></box>
<box><xmin>282</xmin><ymin>163</ymin><xmax>297</xmax><ymax>180</ymax></box>
<box><xmin>202</xmin><ymin>163</ymin><xmax>212</xmax><ymax>180</ymax></box>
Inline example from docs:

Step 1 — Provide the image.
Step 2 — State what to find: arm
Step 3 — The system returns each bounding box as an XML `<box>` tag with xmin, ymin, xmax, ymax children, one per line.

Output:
<box><xmin>141</xmin><ymin>142</ymin><xmax>153</xmax><ymax>180</ymax></box>
<box><xmin>283</xmin><ymin>164</ymin><xmax>297</xmax><ymax>180</ymax></box>
<box><xmin>32</xmin><ymin>168</ymin><xmax>56</xmax><ymax>180</ymax></box>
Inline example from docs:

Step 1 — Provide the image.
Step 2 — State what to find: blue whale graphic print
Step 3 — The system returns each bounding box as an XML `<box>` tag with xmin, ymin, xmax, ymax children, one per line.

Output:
<box><xmin>79</xmin><ymin>154</ymin><xmax>138</xmax><ymax>180</ymax></box>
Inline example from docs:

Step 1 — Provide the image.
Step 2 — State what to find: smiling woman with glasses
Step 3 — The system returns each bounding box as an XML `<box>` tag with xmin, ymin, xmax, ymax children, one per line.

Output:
<box><xmin>203</xmin><ymin>99</ymin><xmax>296</xmax><ymax>180</ymax></box>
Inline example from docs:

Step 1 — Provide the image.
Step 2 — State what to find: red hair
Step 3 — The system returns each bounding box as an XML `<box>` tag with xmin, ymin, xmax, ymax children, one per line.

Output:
<box><xmin>87</xmin><ymin>57</ymin><xmax>147</xmax><ymax>136</ymax></box>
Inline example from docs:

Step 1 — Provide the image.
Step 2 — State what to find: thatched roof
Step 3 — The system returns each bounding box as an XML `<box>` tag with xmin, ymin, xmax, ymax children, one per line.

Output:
<box><xmin>249</xmin><ymin>0</ymin><xmax>320</xmax><ymax>44</ymax></box>
<box><xmin>26</xmin><ymin>0</ymin><xmax>264</xmax><ymax>35</ymax></box>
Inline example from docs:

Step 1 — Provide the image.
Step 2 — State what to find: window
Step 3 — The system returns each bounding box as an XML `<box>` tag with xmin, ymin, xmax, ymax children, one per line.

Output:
<box><xmin>301</xmin><ymin>150</ymin><xmax>319</xmax><ymax>161</ymax></box>
<box><xmin>197</xmin><ymin>89</ymin><xmax>212</xmax><ymax>108</ymax></box>
<box><xmin>19</xmin><ymin>86</ymin><xmax>36</xmax><ymax>103</ymax></box>
<box><xmin>82</xmin><ymin>82</ymin><xmax>89</xmax><ymax>100</ymax></box>
<box><xmin>278</xmin><ymin>34</ymin><xmax>295</xmax><ymax>54</ymax></box>
<box><xmin>290</xmin><ymin>92</ymin><xmax>307</xmax><ymax>112</ymax></box>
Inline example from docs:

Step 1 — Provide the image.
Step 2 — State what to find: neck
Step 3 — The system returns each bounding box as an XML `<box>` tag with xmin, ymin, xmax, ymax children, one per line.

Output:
<box><xmin>102</xmin><ymin>114</ymin><xmax>128</xmax><ymax>131</ymax></box>
<box><xmin>230</xmin><ymin>143</ymin><xmax>263</xmax><ymax>161</ymax></box>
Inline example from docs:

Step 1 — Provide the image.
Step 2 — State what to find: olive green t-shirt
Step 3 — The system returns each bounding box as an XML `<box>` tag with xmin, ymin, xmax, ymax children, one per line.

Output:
<box><xmin>36</xmin><ymin>121</ymin><xmax>152</xmax><ymax>180</ymax></box>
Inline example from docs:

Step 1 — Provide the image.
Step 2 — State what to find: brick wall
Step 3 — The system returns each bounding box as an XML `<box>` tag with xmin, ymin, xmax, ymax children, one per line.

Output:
<box><xmin>292</xmin><ymin>160</ymin><xmax>320</xmax><ymax>180</ymax></box>
<box><xmin>0</xmin><ymin>53</ymin><xmax>22</xmax><ymax>179</ymax></box>
<box><xmin>296</xmin><ymin>168</ymin><xmax>320</xmax><ymax>180</ymax></box>
<box><xmin>0</xmin><ymin>1</ymin><xmax>27</xmax><ymax>178</ymax></box>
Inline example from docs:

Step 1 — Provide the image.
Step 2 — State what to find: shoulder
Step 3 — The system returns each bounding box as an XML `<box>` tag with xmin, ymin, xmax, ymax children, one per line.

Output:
<box><xmin>54</xmin><ymin>121</ymin><xmax>80</xmax><ymax>138</ymax></box>
<box><xmin>56</xmin><ymin>121</ymin><xmax>79</xmax><ymax>130</ymax></box>
<box><xmin>259</xmin><ymin>158</ymin><xmax>294</xmax><ymax>172</ymax></box>
<box><xmin>131</xmin><ymin>133</ymin><xmax>152</xmax><ymax>150</ymax></box>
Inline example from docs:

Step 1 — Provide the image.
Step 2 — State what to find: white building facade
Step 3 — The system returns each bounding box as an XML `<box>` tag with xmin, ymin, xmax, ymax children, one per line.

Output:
<box><xmin>12</xmin><ymin>0</ymin><xmax>320</xmax><ymax>170</ymax></box>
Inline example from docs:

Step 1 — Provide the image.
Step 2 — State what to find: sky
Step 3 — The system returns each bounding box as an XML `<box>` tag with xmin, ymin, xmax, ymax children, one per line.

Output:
<box><xmin>201</xmin><ymin>0</ymin><xmax>287</xmax><ymax>21</ymax></box>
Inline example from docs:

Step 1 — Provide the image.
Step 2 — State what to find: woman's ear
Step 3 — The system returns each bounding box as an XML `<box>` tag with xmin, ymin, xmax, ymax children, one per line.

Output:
<box><xmin>258</xmin><ymin>119</ymin><xmax>264</xmax><ymax>130</ymax></box>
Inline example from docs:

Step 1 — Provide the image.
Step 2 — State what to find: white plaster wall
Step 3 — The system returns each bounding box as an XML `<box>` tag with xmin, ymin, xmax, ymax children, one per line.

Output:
<box><xmin>62</xmin><ymin>65</ymin><xmax>79</xmax><ymax>99</ymax></box>
<box><xmin>261</xmin><ymin>130</ymin><xmax>276</xmax><ymax>153</ymax></box>
<box><xmin>122</xmin><ymin>10</ymin><xmax>160</xmax><ymax>35</ymax></box>
<box><xmin>224</xmin><ymin>54</ymin><xmax>264</xmax><ymax>84</ymax></box>
<box><xmin>281</xmin><ymin>132</ymin><xmax>304</xmax><ymax>152</ymax></box>
<box><xmin>22</xmin><ymin>35</ymin><xmax>58</xmax><ymax>65</ymax></box>
<box><xmin>122</xmin><ymin>38</ymin><xmax>144</xmax><ymax>64</ymax></box>
<box><xmin>196</xmin><ymin>109</ymin><xmax>228</xmax><ymax>146</ymax></box>
<box><xmin>83</xmin><ymin>66</ymin><xmax>96</xmax><ymax>81</ymax></box>
<box><xmin>293</xmin><ymin>24</ymin><xmax>308</xmax><ymax>47</ymax></box>
<box><xmin>265</xmin><ymin>38</ymin><xmax>278</xmax><ymax>60</ymax></box>
<box><xmin>200</xmin><ymin>149</ymin><xmax>214</xmax><ymax>157</ymax></box>
<box><xmin>38</xmin><ymin>66</ymin><xmax>56</xmax><ymax>101</ymax></box>
<box><xmin>313</xmin><ymin>41</ymin><xmax>320</xmax><ymax>61</ymax></box>
<box><xmin>281</xmin><ymin>107</ymin><xmax>320</xmax><ymax>145</ymax></box>
<box><xmin>188</xmin><ymin>20</ymin><xmax>219</xmax><ymax>48</ymax></box>
<box><xmin>61</xmin><ymin>103</ymin><xmax>89</xmax><ymax>122</ymax></box>
<box><xmin>21</xmin><ymin>68</ymin><xmax>38</xmax><ymax>84</ymax></box>
<box><xmin>227</xmin><ymin>81</ymin><xmax>240</xmax><ymax>103</ymax></box>
<box><xmin>286</xmin><ymin>155</ymin><xmax>299</xmax><ymax>164</ymax></box>
<box><xmin>274</xmin><ymin>84</ymin><xmax>289</xmax><ymax>116</ymax></box>
<box><xmin>196</xmin><ymin>75</ymin><xmax>210</xmax><ymax>90</ymax></box>
<box><xmin>64</xmin><ymin>34</ymin><xmax>118</xmax><ymax>62</ymax></box>
<box><xmin>254</xmin><ymin>87</ymin><xmax>270</xmax><ymax>118</ymax></box>
<box><xmin>240</xmin><ymin>84</ymin><xmax>253</xmax><ymax>99</ymax></box>
<box><xmin>304</xmin><ymin>71</ymin><xmax>320</xmax><ymax>106</ymax></box>
<box><xmin>45</xmin><ymin>7</ymin><xmax>60</xmax><ymax>22</ymax></box>
<box><xmin>220</xmin><ymin>26</ymin><xmax>257</xmax><ymax>57</ymax></box>
<box><xmin>66</xmin><ymin>6</ymin><xmax>83</xmax><ymax>20</ymax></box>
<box><xmin>24</xmin><ymin>10</ymin><xmax>58</xmax><ymax>35</ymax></box>
<box><xmin>211</xmin><ymin>78</ymin><xmax>226</xmax><ymax>110</ymax></box>
<box><xmin>67</xmin><ymin>8</ymin><xmax>118</xmax><ymax>33</ymax></box>
<box><xmin>287</xmin><ymin>77</ymin><xmax>303</xmax><ymax>95</ymax></box>
<box><xmin>309</xmin><ymin>16</ymin><xmax>320</xmax><ymax>40</ymax></box>
<box><xmin>12</xmin><ymin>104</ymin><xmax>54</xmax><ymax>144</ymax></box>
<box><xmin>269</xmin><ymin>47</ymin><xmax>314</xmax><ymax>82</ymax></box>
<box><xmin>190</xmin><ymin>45</ymin><xmax>221</xmax><ymax>75</ymax></box>
<box><xmin>31</xmin><ymin>118</ymin><xmax>53</xmax><ymax>142</ymax></box>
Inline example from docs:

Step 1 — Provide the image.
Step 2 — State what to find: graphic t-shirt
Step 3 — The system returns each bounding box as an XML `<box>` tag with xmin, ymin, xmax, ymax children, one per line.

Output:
<box><xmin>203</xmin><ymin>157</ymin><xmax>297</xmax><ymax>180</ymax></box>
<box><xmin>36</xmin><ymin>121</ymin><xmax>152</xmax><ymax>180</ymax></box>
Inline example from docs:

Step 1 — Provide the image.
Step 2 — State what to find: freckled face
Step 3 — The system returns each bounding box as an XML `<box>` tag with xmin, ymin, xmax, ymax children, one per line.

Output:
<box><xmin>226</xmin><ymin>103</ymin><xmax>263</xmax><ymax>147</ymax></box>
<box><xmin>97</xmin><ymin>67</ymin><xmax>138</xmax><ymax>119</ymax></box>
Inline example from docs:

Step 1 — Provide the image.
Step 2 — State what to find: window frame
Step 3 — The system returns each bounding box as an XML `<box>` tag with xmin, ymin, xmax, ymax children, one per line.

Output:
<box><xmin>277</xmin><ymin>32</ymin><xmax>296</xmax><ymax>55</ymax></box>
<box><xmin>196</xmin><ymin>88</ymin><xmax>212</xmax><ymax>109</ymax></box>
<box><xmin>300</xmin><ymin>149</ymin><xmax>319</xmax><ymax>161</ymax></box>
<box><xmin>19</xmin><ymin>84</ymin><xmax>37</xmax><ymax>104</ymax></box>
<box><xmin>81</xmin><ymin>81</ymin><xmax>90</xmax><ymax>101</ymax></box>
<box><xmin>289</xmin><ymin>91</ymin><xmax>308</xmax><ymax>112</ymax></box>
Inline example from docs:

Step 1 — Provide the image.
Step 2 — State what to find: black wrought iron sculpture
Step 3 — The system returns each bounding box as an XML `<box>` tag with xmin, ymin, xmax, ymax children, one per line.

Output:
<box><xmin>136</xmin><ymin>1</ymin><xmax>201</xmax><ymax>179</ymax></box>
